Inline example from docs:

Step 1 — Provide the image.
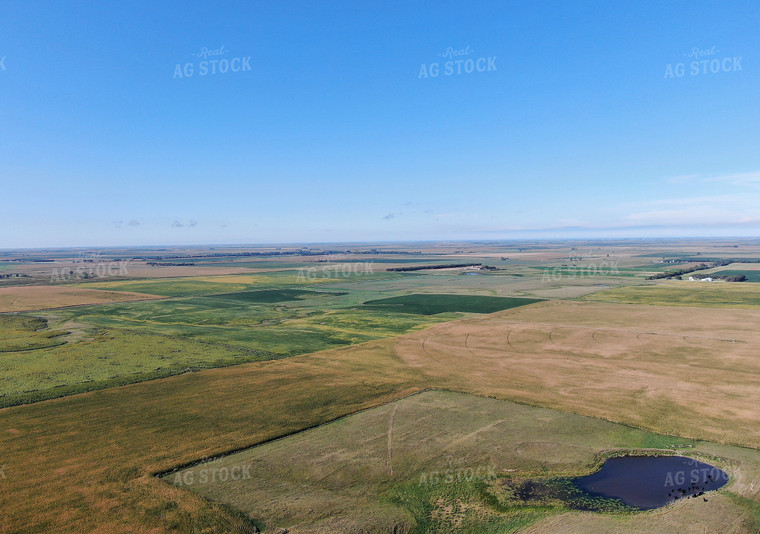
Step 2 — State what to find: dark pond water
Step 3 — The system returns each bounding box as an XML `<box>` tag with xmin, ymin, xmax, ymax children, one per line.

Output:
<box><xmin>574</xmin><ymin>455</ymin><xmax>729</xmax><ymax>510</ymax></box>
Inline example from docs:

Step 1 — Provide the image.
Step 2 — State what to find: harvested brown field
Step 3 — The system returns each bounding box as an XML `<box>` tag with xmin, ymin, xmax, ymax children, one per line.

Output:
<box><xmin>0</xmin><ymin>285</ymin><xmax>165</xmax><ymax>312</ymax></box>
<box><xmin>394</xmin><ymin>300</ymin><xmax>760</xmax><ymax>449</ymax></box>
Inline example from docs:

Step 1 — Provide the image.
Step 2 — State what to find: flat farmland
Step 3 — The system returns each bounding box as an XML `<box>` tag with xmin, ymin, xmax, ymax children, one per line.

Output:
<box><xmin>0</xmin><ymin>285</ymin><xmax>164</xmax><ymax>312</ymax></box>
<box><xmin>3</xmin><ymin>242</ymin><xmax>760</xmax><ymax>533</ymax></box>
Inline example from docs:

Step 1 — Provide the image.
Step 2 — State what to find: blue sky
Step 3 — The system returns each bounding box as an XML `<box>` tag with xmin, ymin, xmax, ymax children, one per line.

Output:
<box><xmin>1</xmin><ymin>0</ymin><xmax>759</xmax><ymax>248</ymax></box>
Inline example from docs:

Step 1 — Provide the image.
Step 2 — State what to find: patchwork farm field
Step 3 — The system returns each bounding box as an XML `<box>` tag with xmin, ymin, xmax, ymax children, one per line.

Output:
<box><xmin>2</xmin><ymin>269</ymin><xmax>548</xmax><ymax>406</ymax></box>
<box><xmin>2</xmin><ymin>240</ymin><xmax>760</xmax><ymax>533</ymax></box>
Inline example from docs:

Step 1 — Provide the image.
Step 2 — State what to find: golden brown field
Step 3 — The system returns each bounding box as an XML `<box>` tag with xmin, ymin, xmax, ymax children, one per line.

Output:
<box><xmin>395</xmin><ymin>300</ymin><xmax>760</xmax><ymax>448</ymax></box>
<box><xmin>0</xmin><ymin>285</ymin><xmax>165</xmax><ymax>312</ymax></box>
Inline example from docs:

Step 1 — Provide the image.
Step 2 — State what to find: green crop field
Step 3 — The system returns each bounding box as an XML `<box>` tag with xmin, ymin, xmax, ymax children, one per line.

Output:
<box><xmin>209</xmin><ymin>289</ymin><xmax>347</xmax><ymax>302</ymax></box>
<box><xmin>363</xmin><ymin>294</ymin><xmax>544</xmax><ymax>315</ymax></box>
<box><xmin>711</xmin><ymin>270</ymin><xmax>760</xmax><ymax>282</ymax></box>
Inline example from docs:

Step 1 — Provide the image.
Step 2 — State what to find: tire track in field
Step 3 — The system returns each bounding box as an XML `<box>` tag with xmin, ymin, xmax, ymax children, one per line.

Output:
<box><xmin>464</xmin><ymin>332</ymin><xmax>479</xmax><ymax>359</ymax></box>
<box><xmin>506</xmin><ymin>329</ymin><xmax>522</xmax><ymax>353</ymax></box>
<box><xmin>496</xmin><ymin>320</ymin><xmax>743</xmax><ymax>343</ymax></box>
<box><xmin>421</xmin><ymin>336</ymin><xmax>442</xmax><ymax>364</ymax></box>
<box><xmin>386</xmin><ymin>403</ymin><xmax>400</xmax><ymax>477</ymax></box>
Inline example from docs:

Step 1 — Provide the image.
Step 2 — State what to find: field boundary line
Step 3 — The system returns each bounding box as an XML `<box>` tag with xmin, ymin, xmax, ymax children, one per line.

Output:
<box><xmin>152</xmin><ymin>387</ymin><xmax>427</xmax><ymax>479</ymax></box>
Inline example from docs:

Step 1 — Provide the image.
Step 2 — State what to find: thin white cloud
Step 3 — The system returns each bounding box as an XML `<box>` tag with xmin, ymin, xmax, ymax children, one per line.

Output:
<box><xmin>664</xmin><ymin>174</ymin><xmax>699</xmax><ymax>184</ymax></box>
<box><xmin>640</xmin><ymin>194</ymin><xmax>747</xmax><ymax>207</ymax></box>
<box><xmin>703</xmin><ymin>170</ymin><xmax>760</xmax><ymax>186</ymax></box>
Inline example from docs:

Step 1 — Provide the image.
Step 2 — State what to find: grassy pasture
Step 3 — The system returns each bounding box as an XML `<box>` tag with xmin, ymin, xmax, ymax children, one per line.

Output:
<box><xmin>167</xmin><ymin>390</ymin><xmax>748</xmax><ymax>533</ymax></box>
<box><xmin>0</xmin><ymin>327</ymin><xmax>275</xmax><ymax>408</ymax></box>
<box><xmin>584</xmin><ymin>280</ymin><xmax>760</xmax><ymax>308</ymax></box>
<box><xmin>0</xmin><ymin>315</ymin><xmax>67</xmax><ymax>352</ymax></box>
<box><xmin>61</xmin><ymin>291</ymin><xmax>451</xmax><ymax>356</ymax></box>
<box><xmin>0</xmin><ymin>280</ymin><xmax>453</xmax><ymax>405</ymax></box>
<box><xmin>363</xmin><ymin>294</ymin><xmax>543</xmax><ymax>315</ymax></box>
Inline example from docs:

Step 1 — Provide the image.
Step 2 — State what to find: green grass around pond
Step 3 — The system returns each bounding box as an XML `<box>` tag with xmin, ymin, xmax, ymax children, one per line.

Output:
<box><xmin>363</xmin><ymin>293</ymin><xmax>543</xmax><ymax>315</ymax></box>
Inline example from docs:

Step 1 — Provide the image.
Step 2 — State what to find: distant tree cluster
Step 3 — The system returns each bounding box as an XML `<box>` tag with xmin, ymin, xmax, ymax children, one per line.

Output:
<box><xmin>387</xmin><ymin>263</ymin><xmax>482</xmax><ymax>272</ymax></box>
<box><xmin>647</xmin><ymin>263</ymin><xmax>711</xmax><ymax>280</ymax></box>
<box><xmin>649</xmin><ymin>258</ymin><xmax>759</xmax><ymax>281</ymax></box>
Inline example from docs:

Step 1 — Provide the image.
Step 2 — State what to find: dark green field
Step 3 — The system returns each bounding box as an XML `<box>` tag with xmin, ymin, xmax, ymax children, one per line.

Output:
<box><xmin>209</xmin><ymin>289</ymin><xmax>347</xmax><ymax>303</ymax></box>
<box><xmin>363</xmin><ymin>293</ymin><xmax>544</xmax><ymax>315</ymax></box>
<box><xmin>712</xmin><ymin>270</ymin><xmax>760</xmax><ymax>282</ymax></box>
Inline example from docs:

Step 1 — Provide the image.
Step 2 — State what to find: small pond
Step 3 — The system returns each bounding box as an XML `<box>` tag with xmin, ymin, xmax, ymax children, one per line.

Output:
<box><xmin>574</xmin><ymin>455</ymin><xmax>729</xmax><ymax>510</ymax></box>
